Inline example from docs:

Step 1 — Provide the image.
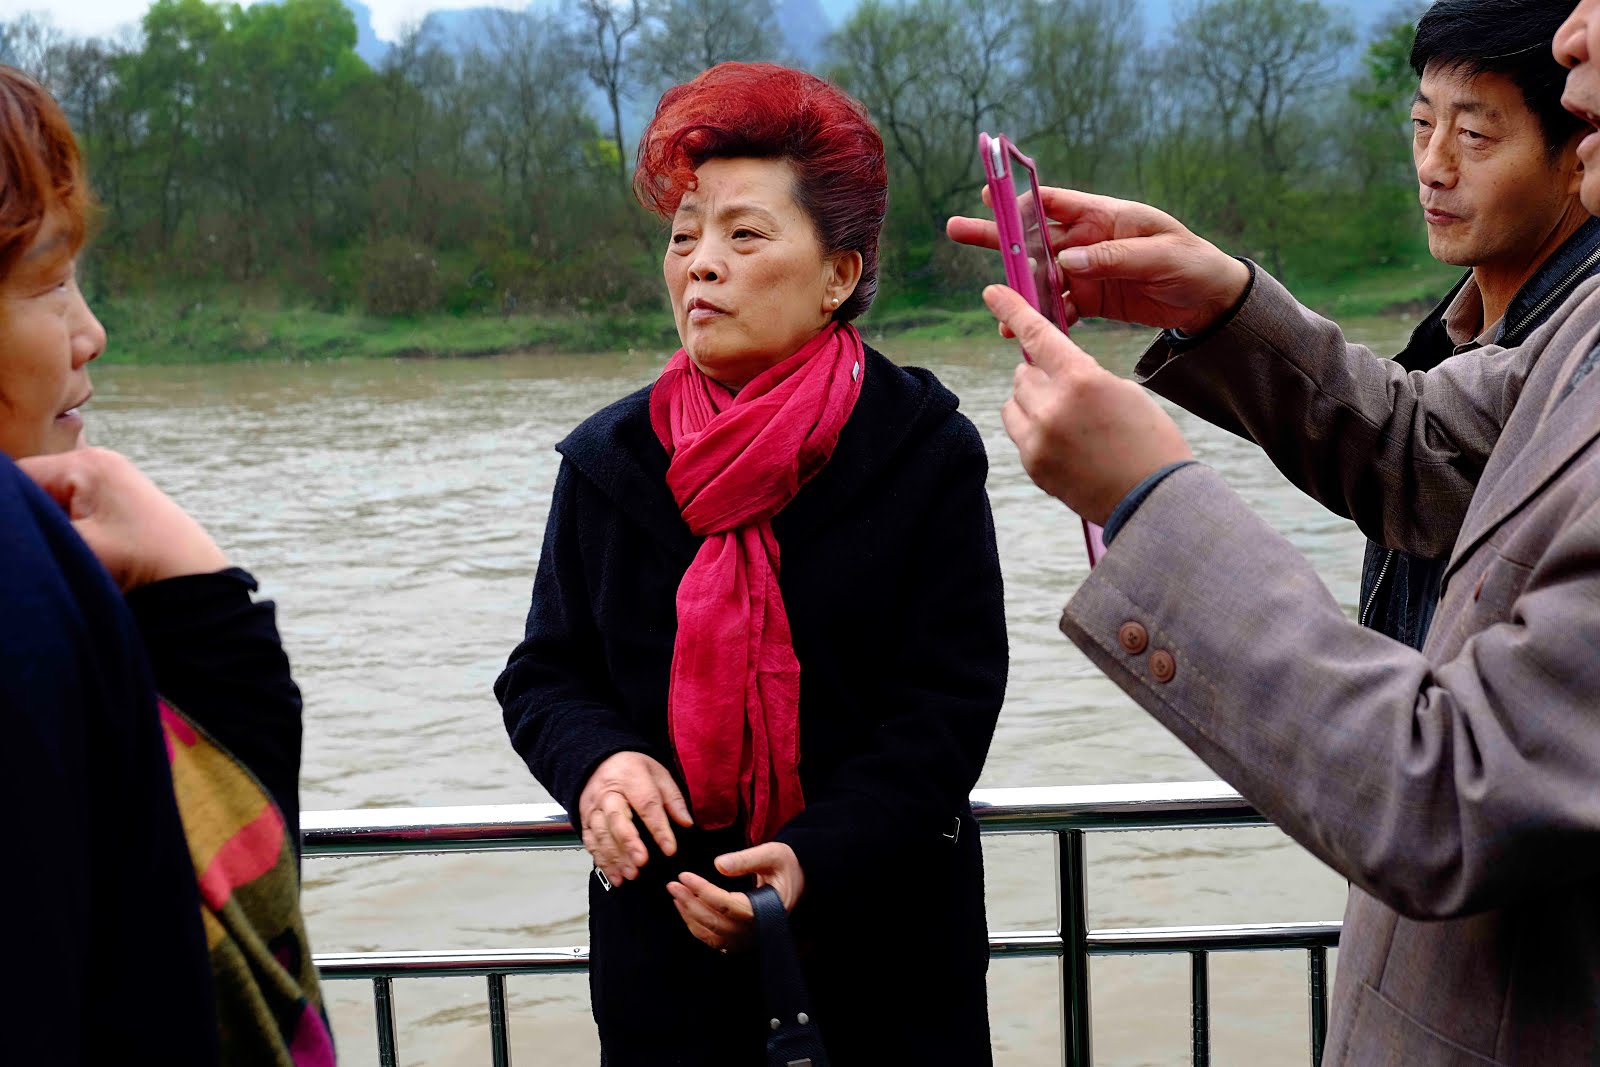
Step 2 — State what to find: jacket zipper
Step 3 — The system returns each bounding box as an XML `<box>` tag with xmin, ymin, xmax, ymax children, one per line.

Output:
<box><xmin>1502</xmin><ymin>244</ymin><xmax>1600</xmax><ymax>342</ymax></box>
<box><xmin>1366</xmin><ymin>241</ymin><xmax>1598</xmax><ymax>633</ymax></box>
<box><xmin>1359</xmin><ymin>548</ymin><xmax>1395</xmax><ymax>628</ymax></box>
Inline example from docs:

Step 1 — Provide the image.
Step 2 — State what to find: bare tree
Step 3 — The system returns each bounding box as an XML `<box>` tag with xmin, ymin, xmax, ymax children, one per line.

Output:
<box><xmin>0</xmin><ymin>11</ymin><xmax>66</xmax><ymax>89</ymax></box>
<box><xmin>466</xmin><ymin>10</ymin><xmax>592</xmax><ymax>235</ymax></box>
<box><xmin>829</xmin><ymin>0</ymin><xmax>1020</xmax><ymax>232</ymax></box>
<box><xmin>1016</xmin><ymin>0</ymin><xmax>1145</xmax><ymax>190</ymax></box>
<box><xmin>574</xmin><ymin>0</ymin><xmax>644</xmax><ymax>191</ymax></box>
<box><xmin>1167</xmin><ymin>0</ymin><xmax>1356</xmax><ymax>273</ymax></box>
<box><xmin>634</xmin><ymin>0</ymin><xmax>781</xmax><ymax>90</ymax></box>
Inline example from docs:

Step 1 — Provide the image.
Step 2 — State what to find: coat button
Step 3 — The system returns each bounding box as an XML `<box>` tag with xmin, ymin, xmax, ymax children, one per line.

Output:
<box><xmin>1150</xmin><ymin>649</ymin><xmax>1176</xmax><ymax>683</ymax></box>
<box><xmin>1118</xmin><ymin>622</ymin><xmax>1149</xmax><ymax>654</ymax></box>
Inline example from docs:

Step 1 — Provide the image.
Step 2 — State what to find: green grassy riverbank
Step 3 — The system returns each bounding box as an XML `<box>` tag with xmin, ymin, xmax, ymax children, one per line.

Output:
<box><xmin>95</xmin><ymin>259</ymin><xmax>1461</xmax><ymax>365</ymax></box>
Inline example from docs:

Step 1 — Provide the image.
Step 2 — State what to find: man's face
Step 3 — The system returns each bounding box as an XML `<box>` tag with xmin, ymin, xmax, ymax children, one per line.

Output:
<box><xmin>1556</xmin><ymin>0</ymin><xmax>1600</xmax><ymax>214</ymax></box>
<box><xmin>1411</xmin><ymin>65</ymin><xmax>1582</xmax><ymax>268</ymax></box>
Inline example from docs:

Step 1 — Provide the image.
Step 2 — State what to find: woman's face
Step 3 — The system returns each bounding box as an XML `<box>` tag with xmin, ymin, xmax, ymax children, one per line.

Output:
<box><xmin>0</xmin><ymin>214</ymin><xmax>103</xmax><ymax>459</ymax></box>
<box><xmin>665</xmin><ymin>157</ymin><xmax>860</xmax><ymax>389</ymax></box>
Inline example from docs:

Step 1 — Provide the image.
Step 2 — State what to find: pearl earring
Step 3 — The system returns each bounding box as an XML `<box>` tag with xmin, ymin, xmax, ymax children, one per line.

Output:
<box><xmin>831</xmin><ymin>298</ymin><xmax>840</xmax><ymax>306</ymax></box>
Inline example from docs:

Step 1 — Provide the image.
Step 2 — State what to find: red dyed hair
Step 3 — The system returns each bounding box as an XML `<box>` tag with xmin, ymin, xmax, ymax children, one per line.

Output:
<box><xmin>0</xmin><ymin>66</ymin><xmax>89</xmax><ymax>279</ymax></box>
<box><xmin>635</xmin><ymin>62</ymin><xmax>889</xmax><ymax>323</ymax></box>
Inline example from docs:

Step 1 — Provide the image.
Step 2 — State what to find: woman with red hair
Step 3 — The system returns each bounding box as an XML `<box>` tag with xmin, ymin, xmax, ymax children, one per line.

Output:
<box><xmin>0</xmin><ymin>67</ymin><xmax>331</xmax><ymax>1064</ymax></box>
<box><xmin>498</xmin><ymin>63</ymin><xmax>1006</xmax><ymax>1064</ymax></box>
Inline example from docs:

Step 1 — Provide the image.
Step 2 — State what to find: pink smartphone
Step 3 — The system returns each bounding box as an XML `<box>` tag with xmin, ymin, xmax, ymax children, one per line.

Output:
<box><xmin>979</xmin><ymin>131</ymin><xmax>1106</xmax><ymax>567</ymax></box>
<box><xmin>979</xmin><ymin>132</ymin><xmax>1072</xmax><ymax>338</ymax></box>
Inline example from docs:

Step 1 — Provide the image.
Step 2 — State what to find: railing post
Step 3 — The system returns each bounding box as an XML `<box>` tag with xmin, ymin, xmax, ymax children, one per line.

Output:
<box><xmin>373</xmin><ymin>976</ymin><xmax>399</xmax><ymax>1067</ymax></box>
<box><xmin>488</xmin><ymin>973</ymin><xmax>512</xmax><ymax>1067</ymax></box>
<box><xmin>1057</xmin><ymin>829</ymin><xmax>1092</xmax><ymax>1067</ymax></box>
<box><xmin>1308</xmin><ymin>946</ymin><xmax>1329</xmax><ymax>1066</ymax></box>
<box><xmin>1190</xmin><ymin>950</ymin><xmax>1210</xmax><ymax>1067</ymax></box>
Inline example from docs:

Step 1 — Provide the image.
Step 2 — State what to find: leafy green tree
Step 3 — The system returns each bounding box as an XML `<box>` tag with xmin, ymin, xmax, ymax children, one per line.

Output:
<box><xmin>13</xmin><ymin>0</ymin><xmax>1451</xmax><ymax>326</ymax></box>
<box><xmin>223</xmin><ymin>0</ymin><xmax>373</xmax><ymax>253</ymax></box>
<box><xmin>1344</xmin><ymin>12</ymin><xmax>1426</xmax><ymax>263</ymax></box>
<box><xmin>1355</xmin><ymin>14</ymin><xmax>1420</xmax><ymax>124</ymax></box>
<box><xmin>119</xmin><ymin>0</ymin><xmax>226</xmax><ymax>247</ymax></box>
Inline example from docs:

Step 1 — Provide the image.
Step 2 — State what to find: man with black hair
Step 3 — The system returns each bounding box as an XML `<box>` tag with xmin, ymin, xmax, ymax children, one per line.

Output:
<box><xmin>942</xmin><ymin>0</ymin><xmax>1600</xmax><ymax>1055</ymax></box>
<box><xmin>1361</xmin><ymin>0</ymin><xmax>1600</xmax><ymax>648</ymax></box>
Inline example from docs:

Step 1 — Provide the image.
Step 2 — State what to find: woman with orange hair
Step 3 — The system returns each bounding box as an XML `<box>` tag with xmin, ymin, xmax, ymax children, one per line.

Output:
<box><xmin>0</xmin><ymin>67</ymin><xmax>331</xmax><ymax>1064</ymax></box>
<box><xmin>497</xmin><ymin>63</ymin><xmax>1006</xmax><ymax>1064</ymax></box>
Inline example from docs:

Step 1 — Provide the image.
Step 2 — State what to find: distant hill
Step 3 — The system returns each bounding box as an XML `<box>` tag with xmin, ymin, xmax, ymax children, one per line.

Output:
<box><xmin>344</xmin><ymin>0</ymin><xmax>389</xmax><ymax>65</ymax></box>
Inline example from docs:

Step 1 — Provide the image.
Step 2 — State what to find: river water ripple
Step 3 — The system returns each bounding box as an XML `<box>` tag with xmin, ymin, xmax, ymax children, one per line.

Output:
<box><xmin>91</xmin><ymin>317</ymin><xmax>1412</xmax><ymax>1066</ymax></box>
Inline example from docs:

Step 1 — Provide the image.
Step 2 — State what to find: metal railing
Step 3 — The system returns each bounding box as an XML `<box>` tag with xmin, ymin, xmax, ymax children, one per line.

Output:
<box><xmin>304</xmin><ymin>781</ymin><xmax>1340</xmax><ymax>1067</ymax></box>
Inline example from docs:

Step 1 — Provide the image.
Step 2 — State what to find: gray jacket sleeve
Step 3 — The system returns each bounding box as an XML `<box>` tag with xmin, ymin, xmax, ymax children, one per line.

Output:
<box><xmin>1059</xmin><ymin>462</ymin><xmax>1600</xmax><ymax>920</ymax></box>
<box><xmin>1133</xmin><ymin>267</ymin><xmax>1554</xmax><ymax>556</ymax></box>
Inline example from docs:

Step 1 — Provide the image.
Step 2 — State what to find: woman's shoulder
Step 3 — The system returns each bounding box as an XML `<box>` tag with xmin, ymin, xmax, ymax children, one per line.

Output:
<box><xmin>858</xmin><ymin>345</ymin><xmax>983</xmax><ymax>456</ymax></box>
<box><xmin>557</xmin><ymin>383</ymin><xmax>657</xmax><ymax>467</ymax></box>
<box><xmin>550</xmin><ymin>384</ymin><xmax>682</xmax><ymax>537</ymax></box>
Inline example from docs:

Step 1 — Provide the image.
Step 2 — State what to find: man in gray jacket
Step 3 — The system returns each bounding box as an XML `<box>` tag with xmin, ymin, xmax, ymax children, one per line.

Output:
<box><xmin>949</xmin><ymin>0</ymin><xmax>1600</xmax><ymax>1060</ymax></box>
<box><xmin>1357</xmin><ymin>0</ymin><xmax>1600</xmax><ymax>649</ymax></box>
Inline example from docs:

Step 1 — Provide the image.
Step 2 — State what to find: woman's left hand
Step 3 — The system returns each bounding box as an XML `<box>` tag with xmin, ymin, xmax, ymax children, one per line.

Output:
<box><xmin>667</xmin><ymin>841</ymin><xmax>805</xmax><ymax>953</ymax></box>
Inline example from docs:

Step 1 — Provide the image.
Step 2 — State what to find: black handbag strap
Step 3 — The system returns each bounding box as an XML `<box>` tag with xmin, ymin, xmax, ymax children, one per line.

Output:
<box><xmin>749</xmin><ymin>884</ymin><xmax>829</xmax><ymax>1067</ymax></box>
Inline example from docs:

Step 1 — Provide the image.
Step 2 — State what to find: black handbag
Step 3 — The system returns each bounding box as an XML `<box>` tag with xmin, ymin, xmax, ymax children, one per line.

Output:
<box><xmin>749</xmin><ymin>884</ymin><xmax>832</xmax><ymax>1067</ymax></box>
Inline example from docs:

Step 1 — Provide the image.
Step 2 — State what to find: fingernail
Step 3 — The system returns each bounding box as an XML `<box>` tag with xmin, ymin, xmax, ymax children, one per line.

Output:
<box><xmin>1060</xmin><ymin>248</ymin><xmax>1089</xmax><ymax>271</ymax></box>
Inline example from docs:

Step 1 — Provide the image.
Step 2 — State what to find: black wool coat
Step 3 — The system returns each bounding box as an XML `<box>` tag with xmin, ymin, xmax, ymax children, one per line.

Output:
<box><xmin>496</xmin><ymin>346</ymin><xmax>1008</xmax><ymax>1066</ymax></box>
<box><xmin>0</xmin><ymin>458</ymin><xmax>217</xmax><ymax>1066</ymax></box>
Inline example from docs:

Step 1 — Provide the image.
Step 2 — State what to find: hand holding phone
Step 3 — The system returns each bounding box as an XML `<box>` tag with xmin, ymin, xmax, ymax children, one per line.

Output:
<box><xmin>979</xmin><ymin>132</ymin><xmax>1105</xmax><ymax>566</ymax></box>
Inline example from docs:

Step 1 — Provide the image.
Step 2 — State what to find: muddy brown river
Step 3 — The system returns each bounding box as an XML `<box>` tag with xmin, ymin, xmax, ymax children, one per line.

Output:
<box><xmin>89</xmin><ymin>315</ymin><xmax>1413</xmax><ymax>1065</ymax></box>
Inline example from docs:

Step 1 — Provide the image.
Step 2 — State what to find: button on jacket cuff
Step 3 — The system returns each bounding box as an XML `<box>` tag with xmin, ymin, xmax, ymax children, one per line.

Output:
<box><xmin>1057</xmin><ymin>458</ymin><xmax>1500</xmax><ymax>918</ymax></box>
<box><xmin>1102</xmin><ymin>461</ymin><xmax>1199</xmax><ymax>545</ymax></box>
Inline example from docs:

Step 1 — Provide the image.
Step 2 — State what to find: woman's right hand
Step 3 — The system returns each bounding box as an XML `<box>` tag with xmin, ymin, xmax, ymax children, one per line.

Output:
<box><xmin>18</xmin><ymin>447</ymin><xmax>229</xmax><ymax>591</ymax></box>
<box><xmin>579</xmin><ymin>751</ymin><xmax>694</xmax><ymax>885</ymax></box>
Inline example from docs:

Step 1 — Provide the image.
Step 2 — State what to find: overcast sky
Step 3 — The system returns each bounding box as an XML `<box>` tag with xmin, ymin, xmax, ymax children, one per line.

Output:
<box><xmin>5</xmin><ymin>0</ymin><xmax>530</xmax><ymax>42</ymax></box>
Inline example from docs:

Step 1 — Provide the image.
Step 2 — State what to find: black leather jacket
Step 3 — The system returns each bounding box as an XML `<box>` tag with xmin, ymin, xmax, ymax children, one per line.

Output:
<box><xmin>1358</xmin><ymin>217</ymin><xmax>1600</xmax><ymax>648</ymax></box>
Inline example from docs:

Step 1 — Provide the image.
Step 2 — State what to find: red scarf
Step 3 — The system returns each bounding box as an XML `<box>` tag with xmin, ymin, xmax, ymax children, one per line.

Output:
<box><xmin>650</xmin><ymin>322</ymin><xmax>865</xmax><ymax>843</ymax></box>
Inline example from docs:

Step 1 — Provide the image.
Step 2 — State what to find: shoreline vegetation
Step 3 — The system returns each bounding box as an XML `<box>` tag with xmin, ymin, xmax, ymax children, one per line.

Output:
<box><xmin>98</xmin><ymin>258</ymin><xmax>1462</xmax><ymax>364</ymax></box>
<box><xmin>24</xmin><ymin>0</ymin><xmax>1451</xmax><ymax>367</ymax></box>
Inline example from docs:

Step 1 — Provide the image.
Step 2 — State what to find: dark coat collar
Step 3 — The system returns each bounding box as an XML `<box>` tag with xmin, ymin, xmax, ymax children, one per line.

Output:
<box><xmin>1500</xmin><ymin>216</ymin><xmax>1600</xmax><ymax>346</ymax></box>
<box><xmin>555</xmin><ymin>345</ymin><xmax>959</xmax><ymax>563</ymax></box>
<box><xmin>1398</xmin><ymin>217</ymin><xmax>1600</xmax><ymax>373</ymax></box>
